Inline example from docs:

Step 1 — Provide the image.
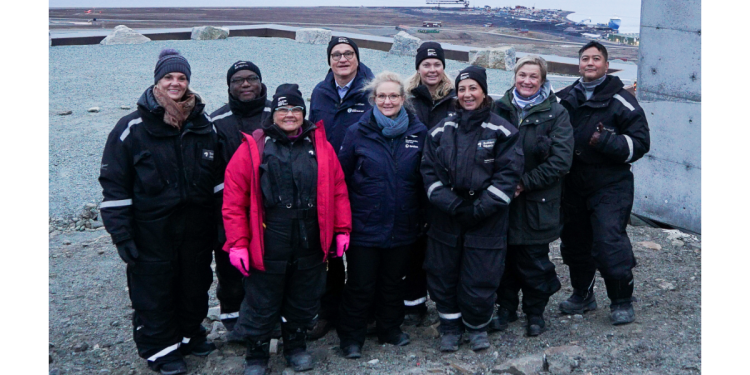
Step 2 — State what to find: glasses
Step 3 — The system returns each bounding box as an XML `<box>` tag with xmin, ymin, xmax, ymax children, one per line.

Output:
<box><xmin>230</xmin><ymin>76</ymin><xmax>260</xmax><ymax>85</ymax></box>
<box><xmin>274</xmin><ymin>106</ymin><xmax>304</xmax><ymax>115</ymax></box>
<box><xmin>330</xmin><ymin>51</ymin><xmax>355</xmax><ymax>61</ymax></box>
<box><xmin>375</xmin><ymin>94</ymin><xmax>401</xmax><ymax>103</ymax></box>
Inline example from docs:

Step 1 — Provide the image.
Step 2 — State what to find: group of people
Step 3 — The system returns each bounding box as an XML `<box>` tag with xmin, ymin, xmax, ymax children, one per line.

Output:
<box><xmin>98</xmin><ymin>37</ymin><xmax>650</xmax><ymax>375</ymax></box>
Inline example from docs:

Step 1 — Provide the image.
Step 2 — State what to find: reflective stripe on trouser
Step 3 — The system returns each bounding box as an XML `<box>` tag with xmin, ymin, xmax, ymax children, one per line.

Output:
<box><xmin>496</xmin><ymin>244</ymin><xmax>561</xmax><ymax>316</ymax></box>
<box><xmin>127</xmin><ymin>208</ymin><xmax>214</xmax><ymax>364</ymax></box>
<box><xmin>423</xmin><ymin>211</ymin><xmax>507</xmax><ymax>330</ymax></box>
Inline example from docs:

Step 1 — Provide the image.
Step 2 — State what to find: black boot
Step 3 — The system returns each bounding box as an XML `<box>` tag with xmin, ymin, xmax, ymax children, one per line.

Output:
<box><xmin>283</xmin><ymin>326</ymin><xmax>314</xmax><ymax>372</ymax></box>
<box><xmin>526</xmin><ymin>315</ymin><xmax>546</xmax><ymax>337</ymax></box>
<box><xmin>179</xmin><ymin>336</ymin><xmax>216</xmax><ymax>357</ymax></box>
<box><xmin>605</xmin><ymin>275</ymin><xmax>635</xmax><ymax>325</ymax></box>
<box><xmin>465</xmin><ymin>329</ymin><xmax>490</xmax><ymax>352</ymax></box>
<box><xmin>438</xmin><ymin>317</ymin><xmax>463</xmax><ymax>352</ymax></box>
<box><xmin>244</xmin><ymin>339</ymin><xmax>270</xmax><ymax>375</ymax></box>
<box><xmin>148</xmin><ymin>358</ymin><xmax>187</xmax><ymax>375</ymax></box>
<box><xmin>489</xmin><ymin>305</ymin><xmax>519</xmax><ymax>332</ymax></box>
<box><xmin>559</xmin><ymin>269</ymin><xmax>597</xmax><ymax>315</ymax></box>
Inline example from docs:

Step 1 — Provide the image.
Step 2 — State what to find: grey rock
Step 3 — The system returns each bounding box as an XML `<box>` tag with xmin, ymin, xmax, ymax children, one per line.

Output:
<box><xmin>408</xmin><ymin>368</ymin><xmax>426</xmax><ymax>374</ymax></box>
<box><xmin>368</xmin><ymin>359</ymin><xmax>380</xmax><ymax>365</ymax></box>
<box><xmin>63</xmin><ymin>240</ymin><xmax>72</xmax><ymax>245</ymax></box>
<box><xmin>492</xmin><ymin>354</ymin><xmax>543</xmax><ymax>374</ymax></box>
<box><xmin>469</xmin><ymin>46</ymin><xmax>516</xmax><ymax>70</ymax></box>
<box><xmin>88</xmin><ymin>107</ymin><xmax>100</xmax><ymax>113</ymax></box>
<box><xmin>282</xmin><ymin>369</ymin><xmax>296</xmax><ymax>375</ymax></box>
<box><xmin>207</xmin><ymin>306</ymin><xmax>221</xmax><ymax>321</ymax></box>
<box><xmin>91</xmin><ymin>221</ymin><xmax>104</xmax><ymax>229</ymax></box>
<box><xmin>191</xmin><ymin>26</ymin><xmax>229</xmax><ymax>40</ymax></box>
<box><xmin>672</xmin><ymin>240</ymin><xmax>684</xmax><ymax>247</ymax></box>
<box><xmin>295</xmin><ymin>28</ymin><xmax>332</xmax><ymax>45</ymax></box>
<box><xmin>207</xmin><ymin>321</ymin><xmax>223</xmax><ymax>341</ymax></box>
<box><xmin>544</xmin><ymin>345</ymin><xmax>585</xmax><ymax>374</ymax></box>
<box><xmin>84</xmin><ymin>203</ymin><xmax>97</xmax><ymax>209</ymax></box>
<box><xmin>73</xmin><ymin>342</ymin><xmax>90</xmax><ymax>352</ymax></box>
<box><xmin>57</xmin><ymin>110</ymin><xmax>72</xmax><ymax>116</ymax></box>
<box><xmin>389</xmin><ymin>31</ymin><xmax>421</xmax><ymax>56</ymax></box>
<box><xmin>573</xmin><ymin>314</ymin><xmax>583</xmax><ymax>320</ymax></box>
<box><xmin>120</xmin><ymin>105</ymin><xmax>131</xmax><ymax>110</ymax></box>
<box><xmin>100</xmin><ymin>25</ymin><xmax>151</xmax><ymax>45</ymax></box>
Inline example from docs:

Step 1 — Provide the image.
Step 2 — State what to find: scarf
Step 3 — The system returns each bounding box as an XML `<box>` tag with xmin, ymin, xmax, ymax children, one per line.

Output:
<box><xmin>373</xmin><ymin>106</ymin><xmax>409</xmax><ymax>139</ymax></box>
<box><xmin>575</xmin><ymin>75</ymin><xmax>607</xmax><ymax>100</ymax></box>
<box><xmin>512</xmin><ymin>80</ymin><xmax>551</xmax><ymax>122</ymax></box>
<box><xmin>153</xmin><ymin>84</ymin><xmax>196</xmax><ymax>130</ymax></box>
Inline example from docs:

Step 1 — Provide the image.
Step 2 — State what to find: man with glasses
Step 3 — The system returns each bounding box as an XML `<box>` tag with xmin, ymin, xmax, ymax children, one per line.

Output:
<box><xmin>210</xmin><ymin>61</ymin><xmax>271</xmax><ymax>338</ymax></box>
<box><xmin>307</xmin><ymin>36</ymin><xmax>374</xmax><ymax>340</ymax></box>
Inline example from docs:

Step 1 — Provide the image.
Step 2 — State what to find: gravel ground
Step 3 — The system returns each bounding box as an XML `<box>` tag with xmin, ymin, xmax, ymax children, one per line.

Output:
<box><xmin>48</xmin><ymin>224</ymin><xmax>700</xmax><ymax>375</ymax></box>
<box><xmin>49</xmin><ymin>36</ymin><xmax>574</xmax><ymax>221</ymax></box>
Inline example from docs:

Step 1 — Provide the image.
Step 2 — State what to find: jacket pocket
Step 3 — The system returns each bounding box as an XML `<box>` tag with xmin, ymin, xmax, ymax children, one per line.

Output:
<box><xmin>133</xmin><ymin>150</ymin><xmax>166</xmax><ymax>196</ymax></box>
<box><xmin>128</xmin><ymin>261</ymin><xmax>173</xmax><ymax>311</ymax></box>
<box><xmin>525</xmin><ymin>188</ymin><xmax>561</xmax><ymax>231</ymax></box>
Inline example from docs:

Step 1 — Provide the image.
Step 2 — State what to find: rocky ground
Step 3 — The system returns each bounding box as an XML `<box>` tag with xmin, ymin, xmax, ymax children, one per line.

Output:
<box><xmin>49</xmin><ymin>220</ymin><xmax>700</xmax><ymax>375</ymax></box>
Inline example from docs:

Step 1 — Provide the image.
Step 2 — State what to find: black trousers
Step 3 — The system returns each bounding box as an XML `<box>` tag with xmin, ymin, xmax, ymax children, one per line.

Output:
<box><xmin>403</xmin><ymin>236</ymin><xmax>428</xmax><ymax>314</ymax></box>
<box><xmin>319</xmin><ymin>256</ymin><xmax>345</xmax><ymax>321</ymax></box>
<box><xmin>496</xmin><ymin>244</ymin><xmax>561</xmax><ymax>316</ymax></box>
<box><xmin>213</xmin><ymin>241</ymin><xmax>245</xmax><ymax>331</ymax></box>
<box><xmin>234</xmin><ymin>214</ymin><xmax>326</xmax><ymax>342</ymax></box>
<box><xmin>424</xmin><ymin>210</ymin><xmax>507</xmax><ymax>332</ymax></box>
<box><xmin>337</xmin><ymin>244</ymin><xmax>412</xmax><ymax>347</ymax></box>
<box><xmin>127</xmin><ymin>209</ymin><xmax>214</xmax><ymax>366</ymax></box>
<box><xmin>560</xmin><ymin>165</ymin><xmax>636</xmax><ymax>304</ymax></box>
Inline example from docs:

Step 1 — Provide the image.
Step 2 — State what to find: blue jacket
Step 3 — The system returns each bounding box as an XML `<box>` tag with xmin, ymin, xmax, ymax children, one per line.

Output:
<box><xmin>309</xmin><ymin>63</ymin><xmax>375</xmax><ymax>154</ymax></box>
<box><xmin>338</xmin><ymin>109</ymin><xmax>428</xmax><ymax>248</ymax></box>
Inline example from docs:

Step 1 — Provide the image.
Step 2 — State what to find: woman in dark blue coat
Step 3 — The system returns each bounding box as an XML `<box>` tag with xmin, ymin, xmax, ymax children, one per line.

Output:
<box><xmin>336</xmin><ymin>71</ymin><xmax>428</xmax><ymax>359</ymax></box>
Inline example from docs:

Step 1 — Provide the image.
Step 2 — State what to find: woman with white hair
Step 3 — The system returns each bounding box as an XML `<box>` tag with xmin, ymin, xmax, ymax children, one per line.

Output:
<box><xmin>336</xmin><ymin>71</ymin><xmax>428</xmax><ymax>359</ymax></box>
<box><xmin>491</xmin><ymin>55</ymin><xmax>574</xmax><ymax>337</ymax></box>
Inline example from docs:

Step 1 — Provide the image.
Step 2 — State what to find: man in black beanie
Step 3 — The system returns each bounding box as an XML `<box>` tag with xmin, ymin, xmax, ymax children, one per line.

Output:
<box><xmin>307</xmin><ymin>36</ymin><xmax>375</xmax><ymax>340</ymax></box>
<box><xmin>211</xmin><ymin>61</ymin><xmax>271</xmax><ymax>339</ymax></box>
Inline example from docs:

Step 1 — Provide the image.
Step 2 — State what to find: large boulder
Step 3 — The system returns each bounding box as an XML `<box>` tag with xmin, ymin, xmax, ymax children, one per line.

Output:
<box><xmin>469</xmin><ymin>46</ymin><xmax>516</xmax><ymax>70</ymax></box>
<box><xmin>191</xmin><ymin>26</ymin><xmax>229</xmax><ymax>40</ymax></box>
<box><xmin>389</xmin><ymin>31</ymin><xmax>422</xmax><ymax>56</ymax></box>
<box><xmin>99</xmin><ymin>25</ymin><xmax>150</xmax><ymax>45</ymax></box>
<box><xmin>295</xmin><ymin>28</ymin><xmax>332</xmax><ymax>45</ymax></box>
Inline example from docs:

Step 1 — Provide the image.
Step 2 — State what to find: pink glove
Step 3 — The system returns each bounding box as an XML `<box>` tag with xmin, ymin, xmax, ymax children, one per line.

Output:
<box><xmin>229</xmin><ymin>247</ymin><xmax>250</xmax><ymax>277</ymax></box>
<box><xmin>335</xmin><ymin>233</ymin><xmax>350</xmax><ymax>258</ymax></box>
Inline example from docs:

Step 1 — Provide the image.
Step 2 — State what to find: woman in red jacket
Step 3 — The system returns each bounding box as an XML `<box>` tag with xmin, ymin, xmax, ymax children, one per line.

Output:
<box><xmin>222</xmin><ymin>84</ymin><xmax>352</xmax><ymax>375</ymax></box>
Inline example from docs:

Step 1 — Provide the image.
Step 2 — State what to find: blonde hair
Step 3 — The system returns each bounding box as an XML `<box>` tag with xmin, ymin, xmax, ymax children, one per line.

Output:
<box><xmin>514</xmin><ymin>55</ymin><xmax>548</xmax><ymax>82</ymax></box>
<box><xmin>363</xmin><ymin>71</ymin><xmax>413</xmax><ymax>111</ymax></box>
<box><xmin>406</xmin><ymin>69</ymin><xmax>454</xmax><ymax>100</ymax></box>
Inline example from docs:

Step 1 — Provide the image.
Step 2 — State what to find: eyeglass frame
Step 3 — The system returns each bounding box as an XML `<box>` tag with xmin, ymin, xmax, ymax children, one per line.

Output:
<box><xmin>274</xmin><ymin>106</ymin><xmax>305</xmax><ymax>115</ymax></box>
<box><xmin>330</xmin><ymin>51</ymin><xmax>356</xmax><ymax>62</ymax></box>
<box><xmin>375</xmin><ymin>94</ymin><xmax>402</xmax><ymax>103</ymax></box>
<box><xmin>229</xmin><ymin>75</ymin><xmax>261</xmax><ymax>85</ymax></box>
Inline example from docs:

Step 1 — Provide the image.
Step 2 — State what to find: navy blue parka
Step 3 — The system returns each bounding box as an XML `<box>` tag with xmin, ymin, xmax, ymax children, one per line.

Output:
<box><xmin>338</xmin><ymin>108</ymin><xmax>428</xmax><ymax>248</ymax></box>
<box><xmin>309</xmin><ymin>63</ymin><xmax>375</xmax><ymax>153</ymax></box>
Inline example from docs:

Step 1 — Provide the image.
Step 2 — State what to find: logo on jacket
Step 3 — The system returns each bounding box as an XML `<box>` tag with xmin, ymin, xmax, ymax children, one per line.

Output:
<box><xmin>405</xmin><ymin>139</ymin><xmax>420</xmax><ymax>149</ymax></box>
<box><xmin>347</xmin><ymin>108</ymin><xmax>364</xmax><ymax>113</ymax></box>
<box><xmin>427</xmin><ymin>49</ymin><xmax>437</xmax><ymax>57</ymax></box>
<box><xmin>202</xmin><ymin>150</ymin><xmax>214</xmax><ymax>161</ymax></box>
<box><xmin>477</xmin><ymin>139</ymin><xmax>496</xmax><ymax>149</ymax></box>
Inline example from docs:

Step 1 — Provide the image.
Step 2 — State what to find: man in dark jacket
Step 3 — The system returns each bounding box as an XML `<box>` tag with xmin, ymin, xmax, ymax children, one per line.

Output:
<box><xmin>210</xmin><ymin>61</ymin><xmax>271</xmax><ymax>335</ymax></box>
<box><xmin>307</xmin><ymin>36</ymin><xmax>375</xmax><ymax>339</ymax></box>
<box><xmin>556</xmin><ymin>41</ymin><xmax>650</xmax><ymax>326</ymax></box>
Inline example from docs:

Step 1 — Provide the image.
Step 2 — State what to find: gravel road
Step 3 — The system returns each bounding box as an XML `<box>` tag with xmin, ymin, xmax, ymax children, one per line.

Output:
<box><xmin>49</xmin><ymin>36</ymin><xmax>574</xmax><ymax>221</ymax></box>
<box><xmin>49</xmin><ymin>225</ymin><xmax>700</xmax><ymax>374</ymax></box>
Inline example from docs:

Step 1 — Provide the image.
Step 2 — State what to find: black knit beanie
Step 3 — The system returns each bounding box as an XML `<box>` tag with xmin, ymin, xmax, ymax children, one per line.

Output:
<box><xmin>415</xmin><ymin>42</ymin><xmax>446</xmax><ymax>70</ymax></box>
<box><xmin>455</xmin><ymin>66</ymin><xmax>488</xmax><ymax>95</ymax></box>
<box><xmin>271</xmin><ymin>84</ymin><xmax>306</xmax><ymax>116</ymax></box>
<box><xmin>226</xmin><ymin>60</ymin><xmax>262</xmax><ymax>86</ymax></box>
<box><xmin>326</xmin><ymin>36</ymin><xmax>360</xmax><ymax>66</ymax></box>
<box><xmin>154</xmin><ymin>49</ymin><xmax>191</xmax><ymax>84</ymax></box>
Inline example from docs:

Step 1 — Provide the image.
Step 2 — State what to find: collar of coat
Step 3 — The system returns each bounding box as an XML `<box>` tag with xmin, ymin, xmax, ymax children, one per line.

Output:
<box><xmin>557</xmin><ymin>75</ymin><xmax>625</xmax><ymax>109</ymax></box>
<box><xmin>358</xmin><ymin>108</ymin><xmax>424</xmax><ymax>139</ymax></box>
<box><xmin>321</xmin><ymin>62</ymin><xmax>374</xmax><ymax>101</ymax></box>
<box><xmin>496</xmin><ymin>87</ymin><xmax>556</xmax><ymax>118</ymax></box>
<box><xmin>137</xmin><ymin>85</ymin><xmax>211</xmax><ymax>137</ymax></box>
<box><xmin>228</xmin><ymin>83</ymin><xmax>268</xmax><ymax>118</ymax></box>
<box><xmin>261</xmin><ymin>117</ymin><xmax>318</xmax><ymax>144</ymax></box>
<box><xmin>410</xmin><ymin>84</ymin><xmax>455</xmax><ymax>105</ymax></box>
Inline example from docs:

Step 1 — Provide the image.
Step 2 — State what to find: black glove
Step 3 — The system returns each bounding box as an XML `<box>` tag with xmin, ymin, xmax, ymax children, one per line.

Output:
<box><xmin>115</xmin><ymin>239</ymin><xmax>139</xmax><ymax>266</ymax></box>
<box><xmin>454</xmin><ymin>200</ymin><xmax>480</xmax><ymax>228</ymax></box>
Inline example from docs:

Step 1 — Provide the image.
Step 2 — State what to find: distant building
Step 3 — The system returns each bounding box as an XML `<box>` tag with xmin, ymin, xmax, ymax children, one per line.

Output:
<box><xmin>423</xmin><ymin>21</ymin><xmax>443</xmax><ymax>27</ymax></box>
<box><xmin>608</xmin><ymin>33</ymin><xmax>640</xmax><ymax>46</ymax></box>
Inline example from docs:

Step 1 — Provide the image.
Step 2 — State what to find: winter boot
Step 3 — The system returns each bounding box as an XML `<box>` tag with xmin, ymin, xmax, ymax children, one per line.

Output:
<box><xmin>489</xmin><ymin>305</ymin><xmax>519</xmax><ymax>332</ymax></box>
<box><xmin>466</xmin><ymin>330</ymin><xmax>490</xmax><ymax>352</ymax></box>
<box><xmin>526</xmin><ymin>315</ymin><xmax>546</xmax><ymax>337</ymax></box>
<box><xmin>307</xmin><ymin>318</ymin><xmax>334</xmax><ymax>340</ymax></box>
<box><xmin>605</xmin><ymin>275</ymin><xmax>635</xmax><ymax>325</ymax></box>
<box><xmin>283</xmin><ymin>325</ymin><xmax>314</xmax><ymax>372</ymax></box>
<box><xmin>154</xmin><ymin>358</ymin><xmax>187</xmax><ymax>375</ymax></box>
<box><xmin>179</xmin><ymin>336</ymin><xmax>216</xmax><ymax>357</ymax></box>
<box><xmin>244</xmin><ymin>339</ymin><xmax>270</xmax><ymax>375</ymax></box>
<box><xmin>379</xmin><ymin>329</ymin><xmax>411</xmax><ymax>346</ymax></box>
<box><xmin>438</xmin><ymin>317</ymin><xmax>463</xmax><ymax>352</ymax></box>
<box><xmin>610</xmin><ymin>302</ymin><xmax>635</xmax><ymax>325</ymax></box>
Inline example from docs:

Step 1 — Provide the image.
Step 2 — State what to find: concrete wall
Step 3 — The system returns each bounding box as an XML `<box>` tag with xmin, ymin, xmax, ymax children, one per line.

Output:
<box><xmin>635</xmin><ymin>0</ymin><xmax>701</xmax><ymax>232</ymax></box>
